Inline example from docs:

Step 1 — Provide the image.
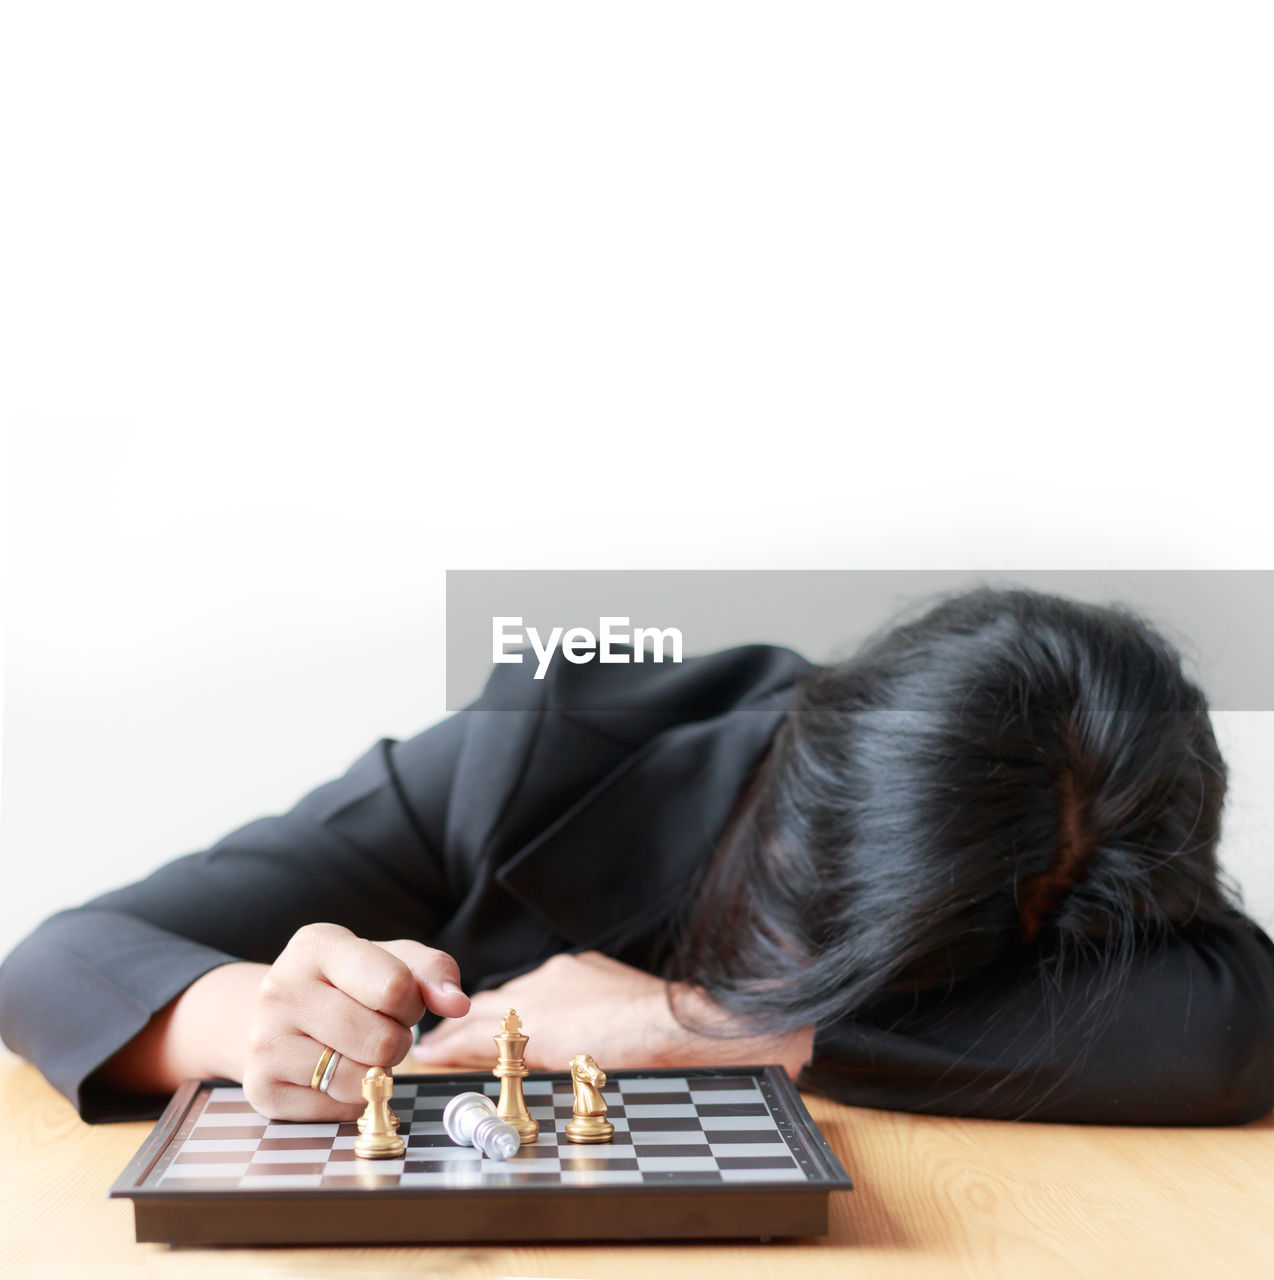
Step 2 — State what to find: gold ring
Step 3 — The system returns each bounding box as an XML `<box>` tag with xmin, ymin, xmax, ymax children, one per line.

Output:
<box><xmin>310</xmin><ymin>1045</ymin><xmax>336</xmax><ymax>1091</ymax></box>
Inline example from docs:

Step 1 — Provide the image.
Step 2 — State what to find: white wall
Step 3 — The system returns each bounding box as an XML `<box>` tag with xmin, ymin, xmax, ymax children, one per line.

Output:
<box><xmin>3</xmin><ymin>4</ymin><xmax>1272</xmax><ymax>986</ymax></box>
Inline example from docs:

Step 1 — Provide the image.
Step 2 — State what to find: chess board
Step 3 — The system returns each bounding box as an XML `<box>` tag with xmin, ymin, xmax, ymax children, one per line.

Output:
<box><xmin>111</xmin><ymin>1067</ymin><xmax>853</xmax><ymax>1244</ymax></box>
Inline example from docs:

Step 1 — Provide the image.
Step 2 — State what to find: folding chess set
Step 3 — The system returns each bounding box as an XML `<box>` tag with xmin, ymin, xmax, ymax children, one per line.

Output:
<box><xmin>110</xmin><ymin>1010</ymin><xmax>853</xmax><ymax>1245</ymax></box>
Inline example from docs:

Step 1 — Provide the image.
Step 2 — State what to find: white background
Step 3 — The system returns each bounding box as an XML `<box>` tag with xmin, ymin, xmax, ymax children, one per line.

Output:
<box><xmin>2</xmin><ymin>3</ymin><xmax>1272</xmax><ymax>997</ymax></box>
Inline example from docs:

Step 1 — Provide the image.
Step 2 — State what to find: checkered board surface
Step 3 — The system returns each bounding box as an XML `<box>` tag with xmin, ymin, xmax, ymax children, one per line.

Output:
<box><xmin>142</xmin><ymin>1072</ymin><xmax>832</xmax><ymax>1192</ymax></box>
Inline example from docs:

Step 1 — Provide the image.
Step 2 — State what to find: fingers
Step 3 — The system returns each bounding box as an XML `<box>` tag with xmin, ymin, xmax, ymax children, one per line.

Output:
<box><xmin>286</xmin><ymin>923</ymin><xmax>426</xmax><ymax>1024</ymax></box>
<box><xmin>375</xmin><ymin>938</ymin><xmax>471</xmax><ymax>1020</ymax></box>
<box><xmin>241</xmin><ymin>1030</ymin><xmax>369</xmax><ymax>1120</ymax></box>
<box><xmin>412</xmin><ymin>989</ymin><xmax>534</xmax><ymax>1067</ymax></box>
<box><xmin>243</xmin><ymin>1015</ymin><xmax>411</xmax><ymax>1119</ymax></box>
<box><xmin>250</xmin><ymin>1084</ymin><xmax>363</xmax><ymax>1123</ymax></box>
<box><xmin>273</xmin><ymin>1032</ymin><xmax>381</xmax><ymax>1107</ymax></box>
<box><xmin>242</xmin><ymin>1006</ymin><xmax>410</xmax><ymax>1118</ymax></box>
<box><xmin>241</xmin><ymin>923</ymin><xmax>472</xmax><ymax>1120</ymax></box>
<box><xmin>293</xmin><ymin>980</ymin><xmax>415</xmax><ymax>1076</ymax></box>
<box><xmin>283</xmin><ymin>923</ymin><xmax>470</xmax><ymax>1020</ymax></box>
<box><xmin>243</xmin><ymin>1063</ymin><xmax>366</xmax><ymax>1122</ymax></box>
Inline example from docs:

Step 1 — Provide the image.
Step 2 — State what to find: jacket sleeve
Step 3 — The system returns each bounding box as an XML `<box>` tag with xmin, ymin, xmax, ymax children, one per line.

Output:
<box><xmin>797</xmin><ymin>914</ymin><xmax>1274</xmax><ymax>1125</ymax></box>
<box><xmin>0</xmin><ymin>711</ymin><xmax>469</xmax><ymax>1123</ymax></box>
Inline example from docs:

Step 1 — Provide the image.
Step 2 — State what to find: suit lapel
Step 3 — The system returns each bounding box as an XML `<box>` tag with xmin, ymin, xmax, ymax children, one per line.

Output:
<box><xmin>494</xmin><ymin>686</ymin><xmax>794</xmax><ymax>951</ymax></box>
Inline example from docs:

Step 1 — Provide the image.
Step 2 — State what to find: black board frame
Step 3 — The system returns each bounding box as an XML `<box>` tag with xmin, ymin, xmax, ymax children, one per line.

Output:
<box><xmin>109</xmin><ymin>1065</ymin><xmax>854</xmax><ymax>1245</ymax></box>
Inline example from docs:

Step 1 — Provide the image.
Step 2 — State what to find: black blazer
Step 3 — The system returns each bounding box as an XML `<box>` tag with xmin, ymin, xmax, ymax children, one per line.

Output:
<box><xmin>2</xmin><ymin>644</ymin><xmax>1273</xmax><ymax>1125</ymax></box>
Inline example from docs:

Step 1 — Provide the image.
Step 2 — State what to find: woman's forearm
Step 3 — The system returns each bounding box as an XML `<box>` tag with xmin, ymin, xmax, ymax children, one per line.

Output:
<box><xmin>94</xmin><ymin>961</ymin><xmax>269</xmax><ymax>1095</ymax></box>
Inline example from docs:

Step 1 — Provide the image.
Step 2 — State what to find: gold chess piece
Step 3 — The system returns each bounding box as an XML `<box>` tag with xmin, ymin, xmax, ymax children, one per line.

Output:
<box><xmin>564</xmin><ymin>1053</ymin><xmax>614</xmax><ymax>1144</ymax></box>
<box><xmin>353</xmin><ymin>1066</ymin><xmax>406</xmax><ymax>1159</ymax></box>
<box><xmin>358</xmin><ymin>1104</ymin><xmax>399</xmax><ymax>1134</ymax></box>
<box><xmin>493</xmin><ymin>1008</ymin><xmax>538</xmax><ymax>1143</ymax></box>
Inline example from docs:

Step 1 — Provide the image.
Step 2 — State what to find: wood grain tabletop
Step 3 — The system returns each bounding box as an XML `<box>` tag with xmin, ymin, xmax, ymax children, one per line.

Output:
<box><xmin>3</xmin><ymin>1051</ymin><xmax>1271</xmax><ymax>1279</ymax></box>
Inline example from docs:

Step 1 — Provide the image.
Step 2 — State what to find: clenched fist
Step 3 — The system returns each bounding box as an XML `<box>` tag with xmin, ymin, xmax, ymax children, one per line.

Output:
<box><xmin>240</xmin><ymin>922</ymin><xmax>470</xmax><ymax>1120</ymax></box>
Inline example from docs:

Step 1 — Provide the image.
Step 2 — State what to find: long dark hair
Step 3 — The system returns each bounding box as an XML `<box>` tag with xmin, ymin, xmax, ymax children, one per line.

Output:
<box><xmin>666</xmin><ymin>585</ymin><xmax>1244</xmax><ymax>1037</ymax></box>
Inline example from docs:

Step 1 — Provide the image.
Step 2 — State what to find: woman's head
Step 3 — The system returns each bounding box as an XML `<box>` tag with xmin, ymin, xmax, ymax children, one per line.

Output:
<box><xmin>670</xmin><ymin>585</ymin><xmax>1241</xmax><ymax>1032</ymax></box>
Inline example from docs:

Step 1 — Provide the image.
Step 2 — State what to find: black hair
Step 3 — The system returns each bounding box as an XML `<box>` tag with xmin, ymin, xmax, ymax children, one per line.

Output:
<box><xmin>666</xmin><ymin>585</ymin><xmax>1244</xmax><ymax>1041</ymax></box>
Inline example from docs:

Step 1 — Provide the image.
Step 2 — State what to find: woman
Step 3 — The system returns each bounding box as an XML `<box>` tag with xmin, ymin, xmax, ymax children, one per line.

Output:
<box><xmin>2</xmin><ymin>586</ymin><xmax>1272</xmax><ymax>1126</ymax></box>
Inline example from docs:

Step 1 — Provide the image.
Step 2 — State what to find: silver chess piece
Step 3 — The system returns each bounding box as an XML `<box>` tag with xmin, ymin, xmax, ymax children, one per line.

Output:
<box><xmin>443</xmin><ymin>1091</ymin><xmax>522</xmax><ymax>1161</ymax></box>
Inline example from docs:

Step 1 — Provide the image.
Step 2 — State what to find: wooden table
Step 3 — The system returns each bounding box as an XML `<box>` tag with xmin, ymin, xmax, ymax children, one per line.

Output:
<box><xmin>3</xmin><ymin>1052</ymin><xmax>1272</xmax><ymax>1279</ymax></box>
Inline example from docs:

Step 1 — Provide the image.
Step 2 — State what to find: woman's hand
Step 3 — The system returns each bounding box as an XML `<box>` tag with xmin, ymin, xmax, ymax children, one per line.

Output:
<box><xmin>238</xmin><ymin>922</ymin><xmax>471</xmax><ymax>1120</ymax></box>
<box><xmin>411</xmin><ymin>951</ymin><xmax>815</xmax><ymax>1081</ymax></box>
<box><xmin>94</xmin><ymin>923</ymin><xmax>471</xmax><ymax>1119</ymax></box>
